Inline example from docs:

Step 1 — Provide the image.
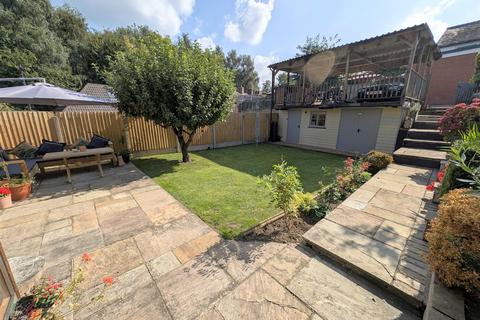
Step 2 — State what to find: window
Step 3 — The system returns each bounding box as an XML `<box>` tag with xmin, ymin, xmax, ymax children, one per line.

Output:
<box><xmin>309</xmin><ymin>112</ymin><xmax>326</xmax><ymax>128</ymax></box>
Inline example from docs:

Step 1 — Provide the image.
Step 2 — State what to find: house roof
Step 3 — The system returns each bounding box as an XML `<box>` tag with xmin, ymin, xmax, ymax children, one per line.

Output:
<box><xmin>437</xmin><ymin>20</ymin><xmax>480</xmax><ymax>48</ymax></box>
<box><xmin>268</xmin><ymin>24</ymin><xmax>440</xmax><ymax>73</ymax></box>
<box><xmin>60</xmin><ymin>83</ymin><xmax>117</xmax><ymax>112</ymax></box>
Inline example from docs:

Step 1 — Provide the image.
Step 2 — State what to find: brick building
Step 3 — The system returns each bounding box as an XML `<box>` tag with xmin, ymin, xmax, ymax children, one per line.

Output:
<box><xmin>426</xmin><ymin>20</ymin><xmax>480</xmax><ymax>106</ymax></box>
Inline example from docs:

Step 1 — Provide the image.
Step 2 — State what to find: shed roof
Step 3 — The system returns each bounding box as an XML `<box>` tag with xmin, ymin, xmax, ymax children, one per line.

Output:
<box><xmin>61</xmin><ymin>84</ymin><xmax>117</xmax><ymax>112</ymax></box>
<box><xmin>268</xmin><ymin>24</ymin><xmax>440</xmax><ymax>73</ymax></box>
<box><xmin>437</xmin><ymin>20</ymin><xmax>480</xmax><ymax>47</ymax></box>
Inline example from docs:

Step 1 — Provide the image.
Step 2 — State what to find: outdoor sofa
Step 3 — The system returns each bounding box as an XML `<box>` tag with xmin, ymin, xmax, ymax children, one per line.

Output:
<box><xmin>0</xmin><ymin>135</ymin><xmax>117</xmax><ymax>181</ymax></box>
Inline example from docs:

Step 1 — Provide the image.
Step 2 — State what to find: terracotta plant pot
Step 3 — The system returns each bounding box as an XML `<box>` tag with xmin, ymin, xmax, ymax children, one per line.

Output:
<box><xmin>0</xmin><ymin>194</ymin><xmax>12</xmax><ymax>209</ymax></box>
<box><xmin>10</xmin><ymin>183</ymin><xmax>31</xmax><ymax>201</ymax></box>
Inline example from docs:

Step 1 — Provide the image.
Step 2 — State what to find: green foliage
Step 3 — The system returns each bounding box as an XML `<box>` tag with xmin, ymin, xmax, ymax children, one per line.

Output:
<box><xmin>260</xmin><ymin>161</ymin><xmax>303</xmax><ymax>216</ymax></box>
<box><xmin>225</xmin><ymin>50</ymin><xmax>259</xmax><ymax>92</ymax></box>
<box><xmin>296</xmin><ymin>34</ymin><xmax>341</xmax><ymax>56</ymax></box>
<box><xmin>106</xmin><ymin>34</ymin><xmax>236</xmax><ymax>162</ymax></box>
<box><xmin>439</xmin><ymin>164</ymin><xmax>471</xmax><ymax>196</ymax></box>
<box><xmin>318</xmin><ymin>158</ymin><xmax>372</xmax><ymax>208</ymax></box>
<box><xmin>261</xmin><ymin>80</ymin><xmax>271</xmax><ymax>95</ymax></box>
<box><xmin>364</xmin><ymin>150</ymin><xmax>393</xmax><ymax>174</ymax></box>
<box><xmin>448</xmin><ymin>123</ymin><xmax>480</xmax><ymax>191</ymax></box>
<box><xmin>473</xmin><ymin>52</ymin><xmax>480</xmax><ymax>86</ymax></box>
<box><xmin>292</xmin><ymin>192</ymin><xmax>317</xmax><ymax>214</ymax></box>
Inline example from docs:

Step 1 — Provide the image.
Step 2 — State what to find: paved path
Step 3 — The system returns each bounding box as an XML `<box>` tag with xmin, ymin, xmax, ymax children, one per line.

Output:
<box><xmin>0</xmin><ymin>164</ymin><xmax>419</xmax><ymax>319</ymax></box>
<box><xmin>304</xmin><ymin>163</ymin><xmax>437</xmax><ymax>307</ymax></box>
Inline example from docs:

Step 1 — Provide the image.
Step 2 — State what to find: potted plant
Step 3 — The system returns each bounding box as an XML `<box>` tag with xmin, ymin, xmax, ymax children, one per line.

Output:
<box><xmin>9</xmin><ymin>176</ymin><xmax>32</xmax><ymax>201</ymax></box>
<box><xmin>0</xmin><ymin>187</ymin><xmax>12</xmax><ymax>209</ymax></box>
<box><xmin>119</xmin><ymin>149</ymin><xmax>132</xmax><ymax>164</ymax></box>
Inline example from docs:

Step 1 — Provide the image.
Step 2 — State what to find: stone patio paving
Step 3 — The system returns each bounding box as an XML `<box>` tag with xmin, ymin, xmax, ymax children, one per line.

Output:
<box><xmin>304</xmin><ymin>163</ymin><xmax>437</xmax><ymax>307</ymax></box>
<box><xmin>1</xmin><ymin>163</ymin><xmax>420</xmax><ymax>319</ymax></box>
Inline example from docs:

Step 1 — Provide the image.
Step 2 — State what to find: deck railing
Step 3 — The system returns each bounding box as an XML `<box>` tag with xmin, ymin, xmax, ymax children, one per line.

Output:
<box><xmin>274</xmin><ymin>71</ymin><xmax>427</xmax><ymax>107</ymax></box>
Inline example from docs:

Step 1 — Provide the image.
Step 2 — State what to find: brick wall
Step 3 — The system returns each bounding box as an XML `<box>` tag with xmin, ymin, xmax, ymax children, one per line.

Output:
<box><xmin>426</xmin><ymin>52</ymin><xmax>477</xmax><ymax>106</ymax></box>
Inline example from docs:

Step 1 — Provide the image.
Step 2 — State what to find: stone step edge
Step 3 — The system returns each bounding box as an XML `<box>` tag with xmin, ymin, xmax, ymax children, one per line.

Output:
<box><xmin>423</xmin><ymin>272</ymin><xmax>465</xmax><ymax>320</ymax></box>
<box><xmin>303</xmin><ymin>236</ymin><xmax>425</xmax><ymax>309</ymax></box>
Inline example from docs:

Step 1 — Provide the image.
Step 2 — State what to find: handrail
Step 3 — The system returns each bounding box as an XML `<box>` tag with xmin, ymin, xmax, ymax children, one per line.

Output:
<box><xmin>273</xmin><ymin>71</ymin><xmax>428</xmax><ymax>106</ymax></box>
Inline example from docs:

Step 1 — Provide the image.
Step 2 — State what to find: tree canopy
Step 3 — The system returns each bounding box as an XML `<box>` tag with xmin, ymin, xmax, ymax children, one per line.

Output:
<box><xmin>261</xmin><ymin>80</ymin><xmax>271</xmax><ymax>95</ymax></box>
<box><xmin>296</xmin><ymin>34</ymin><xmax>341</xmax><ymax>56</ymax></box>
<box><xmin>225</xmin><ymin>50</ymin><xmax>259</xmax><ymax>93</ymax></box>
<box><xmin>106</xmin><ymin>34</ymin><xmax>236</xmax><ymax>162</ymax></box>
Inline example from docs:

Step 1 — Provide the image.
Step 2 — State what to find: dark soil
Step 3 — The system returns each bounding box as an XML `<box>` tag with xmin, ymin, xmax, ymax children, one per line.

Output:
<box><xmin>465</xmin><ymin>291</ymin><xmax>480</xmax><ymax>320</ymax></box>
<box><xmin>11</xmin><ymin>295</ymin><xmax>35</xmax><ymax>320</ymax></box>
<box><xmin>240</xmin><ymin>213</ymin><xmax>323</xmax><ymax>243</ymax></box>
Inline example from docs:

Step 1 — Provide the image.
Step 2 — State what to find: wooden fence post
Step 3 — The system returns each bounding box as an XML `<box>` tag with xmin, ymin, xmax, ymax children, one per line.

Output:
<box><xmin>52</xmin><ymin>112</ymin><xmax>65</xmax><ymax>143</ymax></box>
<box><xmin>255</xmin><ymin>112</ymin><xmax>260</xmax><ymax>145</ymax></box>
<box><xmin>212</xmin><ymin>124</ymin><xmax>217</xmax><ymax>149</ymax></box>
<box><xmin>241</xmin><ymin>112</ymin><xmax>244</xmax><ymax>145</ymax></box>
<box><xmin>122</xmin><ymin>114</ymin><xmax>131</xmax><ymax>151</ymax></box>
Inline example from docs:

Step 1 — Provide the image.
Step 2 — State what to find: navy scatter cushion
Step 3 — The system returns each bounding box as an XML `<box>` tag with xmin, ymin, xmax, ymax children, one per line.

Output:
<box><xmin>87</xmin><ymin>134</ymin><xmax>109</xmax><ymax>149</ymax></box>
<box><xmin>11</xmin><ymin>141</ymin><xmax>37</xmax><ymax>159</ymax></box>
<box><xmin>0</xmin><ymin>148</ymin><xmax>9</xmax><ymax>161</ymax></box>
<box><xmin>34</xmin><ymin>140</ymin><xmax>65</xmax><ymax>156</ymax></box>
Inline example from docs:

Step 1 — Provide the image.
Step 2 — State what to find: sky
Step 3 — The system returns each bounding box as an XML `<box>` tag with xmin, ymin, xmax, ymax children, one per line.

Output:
<box><xmin>51</xmin><ymin>0</ymin><xmax>480</xmax><ymax>84</ymax></box>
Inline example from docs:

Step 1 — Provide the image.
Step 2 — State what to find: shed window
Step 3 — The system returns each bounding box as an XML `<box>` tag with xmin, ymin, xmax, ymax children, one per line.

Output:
<box><xmin>309</xmin><ymin>112</ymin><xmax>326</xmax><ymax>128</ymax></box>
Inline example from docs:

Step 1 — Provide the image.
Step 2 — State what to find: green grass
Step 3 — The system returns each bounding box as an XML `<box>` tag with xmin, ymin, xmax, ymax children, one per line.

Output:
<box><xmin>134</xmin><ymin>144</ymin><xmax>344</xmax><ymax>238</ymax></box>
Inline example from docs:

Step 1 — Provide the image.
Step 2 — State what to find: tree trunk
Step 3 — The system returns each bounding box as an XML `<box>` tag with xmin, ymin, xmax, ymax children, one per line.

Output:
<box><xmin>180</xmin><ymin>143</ymin><xmax>190</xmax><ymax>162</ymax></box>
<box><xmin>173</xmin><ymin>126</ymin><xmax>195</xmax><ymax>163</ymax></box>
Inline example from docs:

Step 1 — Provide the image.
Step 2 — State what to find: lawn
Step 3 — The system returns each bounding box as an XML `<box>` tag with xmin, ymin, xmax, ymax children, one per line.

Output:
<box><xmin>134</xmin><ymin>144</ymin><xmax>345</xmax><ymax>238</ymax></box>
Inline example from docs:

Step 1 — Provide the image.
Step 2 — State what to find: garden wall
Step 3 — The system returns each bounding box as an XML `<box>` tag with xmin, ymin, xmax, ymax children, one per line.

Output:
<box><xmin>0</xmin><ymin>111</ymin><xmax>275</xmax><ymax>154</ymax></box>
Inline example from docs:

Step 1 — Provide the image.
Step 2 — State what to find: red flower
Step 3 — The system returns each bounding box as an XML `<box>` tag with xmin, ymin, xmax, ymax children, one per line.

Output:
<box><xmin>102</xmin><ymin>276</ymin><xmax>114</xmax><ymax>286</ymax></box>
<box><xmin>0</xmin><ymin>187</ymin><xmax>11</xmax><ymax>196</ymax></box>
<box><xmin>361</xmin><ymin>161</ymin><xmax>370</xmax><ymax>171</ymax></box>
<box><xmin>437</xmin><ymin>171</ymin><xmax>445</xmax><ymax>183</ymax></box>
<box><xmin>81</xmin><ymin>252</ymin><xmax>92</xmax><ymax>262</ymax></box>
<box><xmin>426</xmin><ymin>182</ymin><xmax>435</xmax><ymax>191</ymax></box>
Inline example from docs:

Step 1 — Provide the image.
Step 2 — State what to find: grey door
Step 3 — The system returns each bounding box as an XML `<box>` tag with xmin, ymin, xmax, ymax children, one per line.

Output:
<box><xmin>336</xmin><ymin>108</ymin><xmax>382</xmax><ymax>154</ymax></box>
<box><xmin>286</xmin><ymin>109</ymin><xmax>301</xmax><ymax>144</ymax></box>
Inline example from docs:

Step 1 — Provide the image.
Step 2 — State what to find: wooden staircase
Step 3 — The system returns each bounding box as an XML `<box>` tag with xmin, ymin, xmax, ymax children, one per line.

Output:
<box><xmin>393</xmin><ymin>108</ymin><xmax>449</xmax><ymax>168</ymax></box>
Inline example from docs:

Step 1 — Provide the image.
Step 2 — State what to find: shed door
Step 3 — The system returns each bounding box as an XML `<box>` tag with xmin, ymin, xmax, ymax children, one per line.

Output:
<box><xmin>336</xmin><ymin>108</ymin><xmax>382</xmax><ymax>154</ymax></box>
<box><xmin>286</xmin><ymin>110</ymin><xmax>301</xmax><ymax>144</ymax></box>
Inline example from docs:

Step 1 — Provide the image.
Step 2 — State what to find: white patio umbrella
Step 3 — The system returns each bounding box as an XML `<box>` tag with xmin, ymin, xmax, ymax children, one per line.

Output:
<box><xmin>0</xmin><ymin>82</ymin><xmax>117</xmax><ymax>106</ymax></box>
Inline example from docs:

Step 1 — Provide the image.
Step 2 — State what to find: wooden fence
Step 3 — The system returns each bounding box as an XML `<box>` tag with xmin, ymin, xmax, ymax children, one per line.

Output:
<box><xmin>0</xmin><ymin>111</ymin><xmax>275</xmax><ymax>154</ymax></box>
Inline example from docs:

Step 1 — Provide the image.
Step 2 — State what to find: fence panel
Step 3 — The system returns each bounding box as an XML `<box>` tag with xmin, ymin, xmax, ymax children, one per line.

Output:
<box><xmin>0</xmin><ymin>111</ymin><xmax>55</xmax><ymax>149</ymax></box>
<box><xmin>57</xmin><ymin>112</ymin><xmax>125</xmax><ymax>150</ymax></box>
<box><xmin>0</xmin><ymin>110</ymin><xmax>274</xmax><ymax>153</ymax></box>
<box><xmin>128</xmin><ymin>117</ymin><xmax>177</xmax><ymax>152</ymax></box>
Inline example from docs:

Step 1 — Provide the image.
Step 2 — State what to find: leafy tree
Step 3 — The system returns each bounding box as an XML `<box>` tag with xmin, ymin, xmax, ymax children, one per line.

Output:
<box><xmin>296</xmin><ymin>34</ymin><xmax>340</xmax><ymax>56</ymax></box>
<box><xmin>225</xmin><ymin>50</ymin><xmax>259</xmax><ymax>93</ymax></box>
<box><xmin>473</xmin><ymin>53</ymin><xmax>480</xmax><ymax>86</ymax></box>
<box><xmin>261</xmin><ymin>80</ymin><xmax>271</xmax><ymax>94</ymax></box>
<box><xmin>0</xmin><ymin>0</ymin><xmax>82</xmax><ymax>88</ymax></box>
<box><xmin>276</xmin><ymin>72</ymin><xmax>297</xmax><ymax>86</ymax></box>
<box><xmin>107</xmin><ymin>34</ymin><xmax>236</xmax><ymax>162</ymax></box>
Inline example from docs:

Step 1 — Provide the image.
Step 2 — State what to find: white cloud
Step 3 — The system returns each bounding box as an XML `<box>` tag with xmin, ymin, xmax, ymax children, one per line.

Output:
<box><xmin>55</xmin><ymin>0</ymin><xmax>195</xmax><ymax>36</ymax></box>
<box><xmin>401</xmin><ymin>0</ymin><xmax>455</xmax><ymax>40</ymax></box>
<box><xmin>224</xmin><ymin>0</ymin><xmax>274</xmax><ymax>45</ymax></box>
<box><xmin>197</xmin><ymin>36</ymin><xmax>216</xmax><ymax>50</ymax></box>
<box><xmin>254</xmin><ymin>54</ymin><xmax>278</xmax><ymax>85</ymax></box>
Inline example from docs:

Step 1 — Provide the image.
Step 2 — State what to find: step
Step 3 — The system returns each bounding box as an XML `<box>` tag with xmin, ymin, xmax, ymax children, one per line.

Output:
<box><xmin>416</xmin><ymin>115</ymin><xmax>441</xmax><ymax>122</ymax></box>
<box><xmin>419</xmin><ymin>109</ymin><xmax>447</xmax><ymax>116</ymax></box>
<box><xmin>406</xmin><ymin>129</ymin><xmax>443</xmax><ymax>141</ymax></box>
<box><xmin>412</xmin><ymin>121</ymin><xmax>438</xmax><ymax>130</ymax></box>
<box><xmin>393</xmin><ymin>147</ymin><xmax>447</xmax><ymax>168</ymax></box>
<box><xmin>403</xmin><ymin>138</ymin><xmax>450</xmax><ymax>150</ymax></box>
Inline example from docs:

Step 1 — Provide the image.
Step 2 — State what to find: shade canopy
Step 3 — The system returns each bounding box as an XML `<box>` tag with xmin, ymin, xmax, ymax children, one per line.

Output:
<box><xmin>0</xmin><ymin>83</ymin><xmax>117</xmax><ymax>106</ymax></box>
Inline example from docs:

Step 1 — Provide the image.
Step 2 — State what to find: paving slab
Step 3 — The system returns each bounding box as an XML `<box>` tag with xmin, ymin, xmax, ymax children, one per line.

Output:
<box><xmin>173</xmin><ymin>231</ymin><xmax>222</xmax><ymax>263</ymax></box>
<box><xmin>208</xmin><ymin>240</ymin><xmax>285</xmax><ymax>282</ymax></box>
<box><xmin>147</xmin><ymin>251</ymin><xmax>181</xmax><ymax>281</ymax></box>
<box><xmin>303</xmin><ymin>163</ymin><xmax>433</xmax><ymax>307</ymax></box>
<box><xmin>261</xmin><ymin>245</ymin><xmax>312</xmax><ymax>286</ymax></box>
<box><xmin>157</xmin><ymin>255</ymin><xmax>234</xmax><ymax>320</ymax></box>
<box><xmin>97</xmin><ymin>207</ymin><xmax>152</xmax><ymax>245</ymax></box>
<box><xmin>216</xmin><ymin>270</ymin><xmax>311</xmax><ymax>320</ymax></box>
<box><xmin>288</xmin><ymin>257</ymin><xmax>419</xmax><ymax>320</ymax></box>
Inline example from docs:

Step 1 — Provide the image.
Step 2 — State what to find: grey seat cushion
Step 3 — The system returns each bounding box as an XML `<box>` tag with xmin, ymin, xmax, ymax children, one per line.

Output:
<box><xmin>0</xmin><ymin>159</ymin><xmax>38</xmax><ymax>177</ymax></box>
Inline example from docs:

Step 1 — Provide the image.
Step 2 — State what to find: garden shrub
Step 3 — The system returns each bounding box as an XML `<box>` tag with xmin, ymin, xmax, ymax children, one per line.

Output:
<box><xmin>438</xmin><ymin>99</ymin><xmax>480</xmax><ymax>141</ymax></box>
<box><xmin>292</xmin><ymin>192</ymin><xmax>317</xmax><ymax>214</ymax></box>
<box><xmin>426</xmin><ymin>189</ymin><xmax>480</xmax><ymax>292</ymax></box>
<box><xmin>319</xmin><ymin>157</ymin><xmax>372</xmax><ymax>205</ymax></box>
<box><xmin>364</xmin><ymin>150</ymin><xmax>393</xmax><ymax>174</ymax></box>
<box><xmin>260</xmin><ymin>161</ymin><xmax>303</xmax><ymax>216</ymax></box>
<box><xmin>438</xmin><ymin>164</ymin><xmax>471</xmax><ymax>197</ymax></box>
